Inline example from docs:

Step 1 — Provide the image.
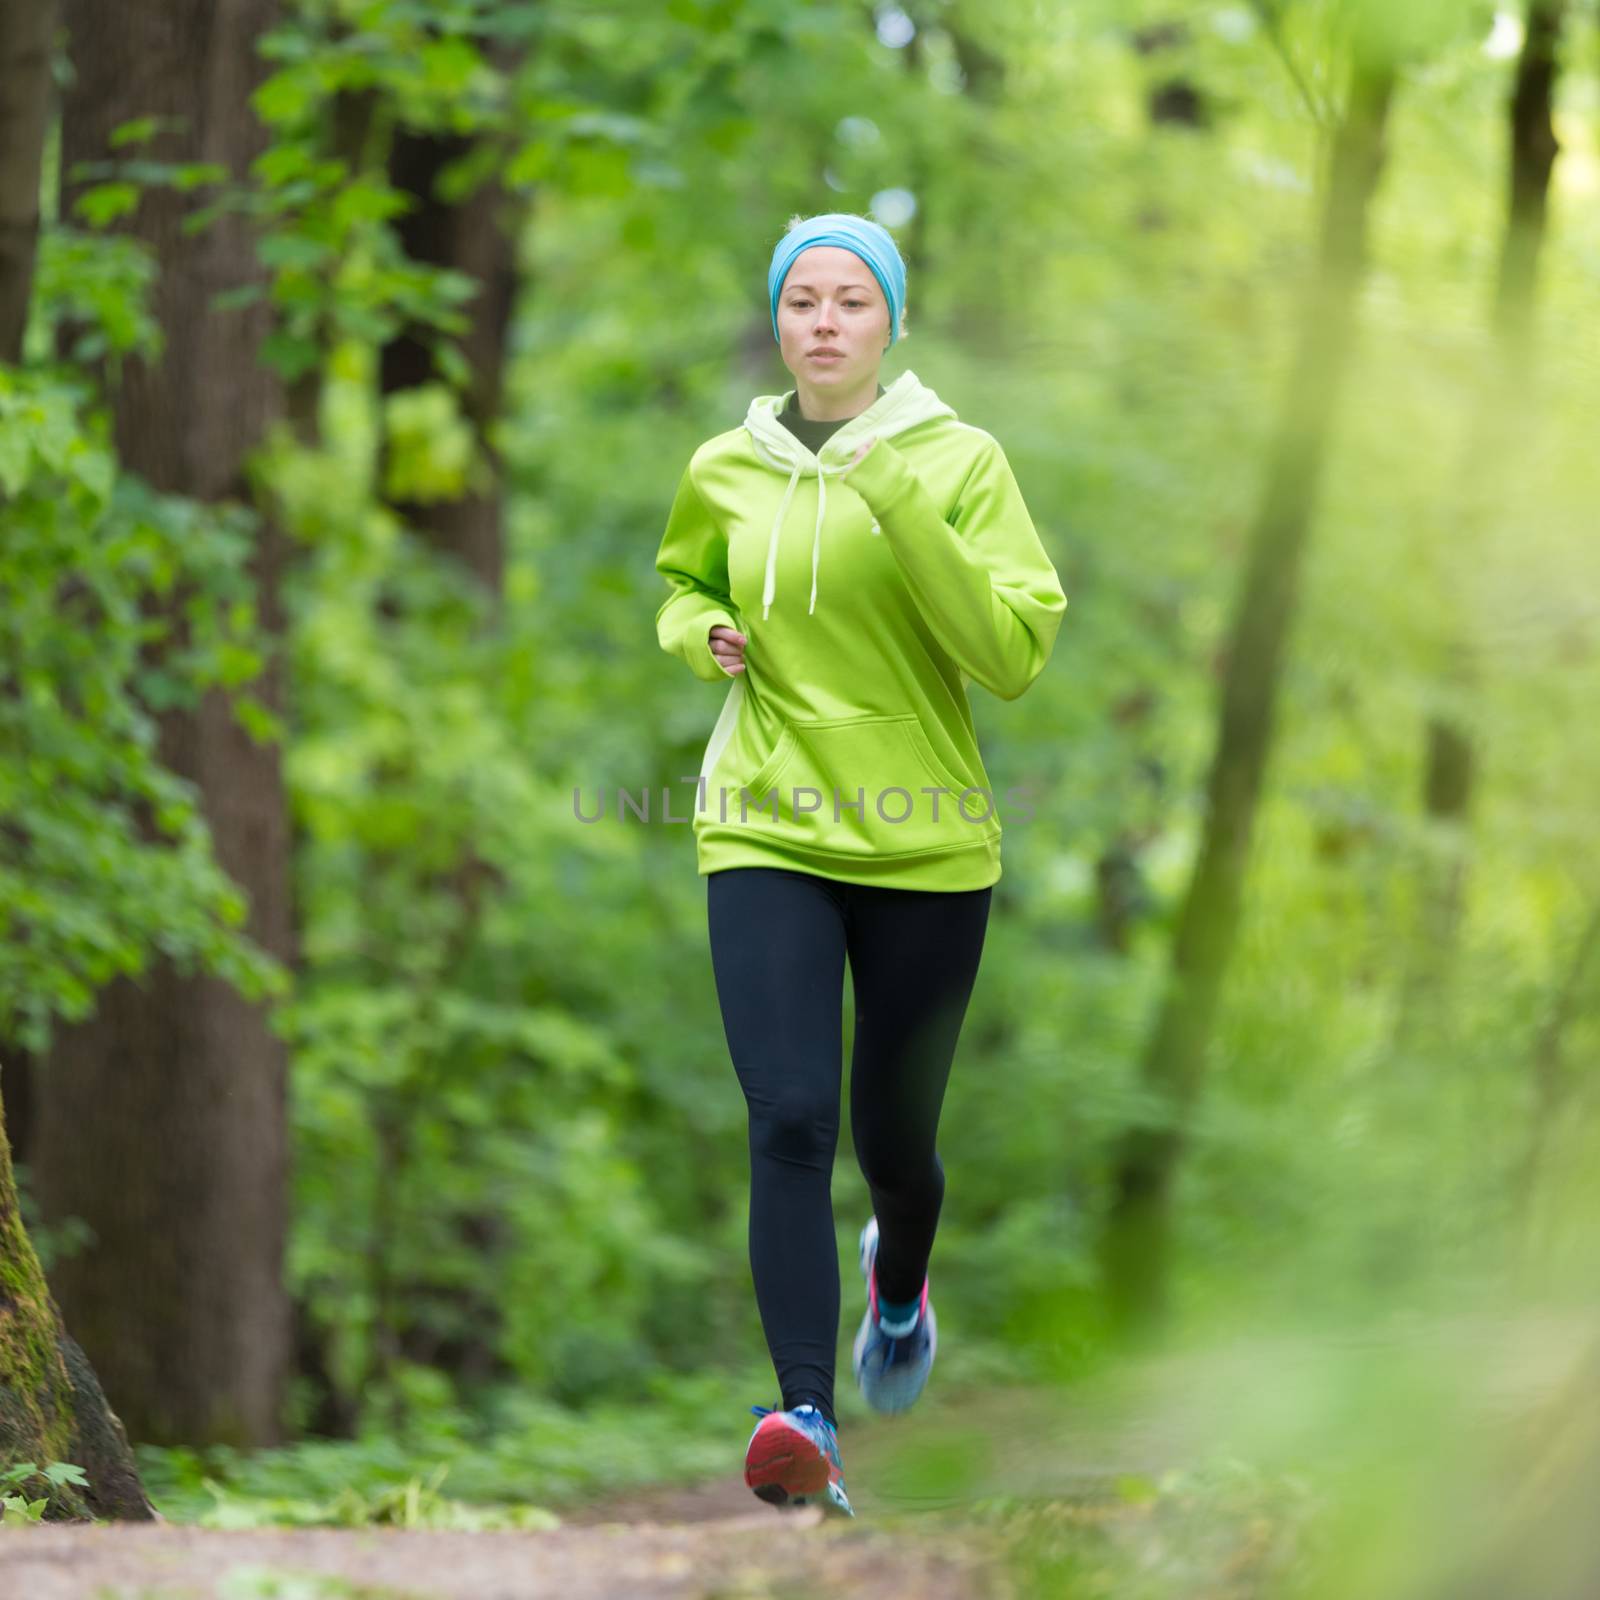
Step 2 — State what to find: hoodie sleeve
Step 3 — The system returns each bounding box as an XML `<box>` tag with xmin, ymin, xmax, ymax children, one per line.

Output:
<box><xmin>842</xmin><ymin>432</ymin><xmax>1068</xmax><ymax>701</ymax></box>
<box><xmin>654</xmin><ymin>457</ymin><xmax>740</xmax><ymax>684</ymax></box>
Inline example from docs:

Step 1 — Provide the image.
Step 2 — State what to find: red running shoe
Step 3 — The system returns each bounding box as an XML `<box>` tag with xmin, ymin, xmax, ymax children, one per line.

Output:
<box><xmin>743</xmin><ymin>1402</ymin><xmax>855</xmax><ymax>1517</ymax></box>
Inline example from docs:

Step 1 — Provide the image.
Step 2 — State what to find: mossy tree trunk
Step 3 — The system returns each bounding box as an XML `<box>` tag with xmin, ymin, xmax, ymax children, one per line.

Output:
<box><xmin>0</xmin><ymin>0</ymin><xmax>155</xmax><ymax>1527</ymax></box>
<box><xmin>0</xmin><ymin>1078</ymin><xmax>155</xmax><ymax>1520</ymax></box>
<box><xmin>35</xmin><ymin>0</ymin><xmax>295</xmax><ymax>1448</ymax></box>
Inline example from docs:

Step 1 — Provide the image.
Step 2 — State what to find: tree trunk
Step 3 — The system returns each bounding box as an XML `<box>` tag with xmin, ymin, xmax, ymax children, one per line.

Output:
<box><xmin>359</xmin><ymin>62</ymin><xmax>521</xmax><ymax>1415</ymax></box>
<box><xmin>0</xmin><ymin>0</ymin><xmax>159</xmax><ymax>1517</ymax></box>
<box><xmin>1395</xmin><ymin>0</ymin><xmax>1566</xmax><ymax>1048</ymax></box>
<box><xmin>34</xmin><ymin>0</ymin><xmax>294</xmax><ymax>1448</ymax></box>
<box><xmin>377</xmin><ymin>124</ymin><xmax>521</xmax><ymax>599</ymax></box>
<box><xmin>0</xmin><ymin>0</ymin><xmax>52</xmax><ymax>1361</ymax></box>
<box><xmin>0</xmin><ymin>1083</ymin><xmax>156</xmax><ymax>1520</ymax></box>
<box><xmin>1514</xmin><ymin>896</ymin><xmax>1600</xmax><ymax>1236</ymax></box>
<box><xmin>1097</xmin><ymin>57</ymin><xmax>1397</xmax><ymax>1338</ymax></box>
<box><xmin>0</xmin><ymin>0</ymin><xmax>54</xmax><ymax>361</ymax></box>
<box><xmin>1094</xmin><ymin>836</ymin><xmax>1147</xmax><ymax>956</ymax></box>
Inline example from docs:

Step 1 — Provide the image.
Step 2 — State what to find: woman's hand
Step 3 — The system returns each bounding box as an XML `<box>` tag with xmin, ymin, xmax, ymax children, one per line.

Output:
<box><xmin>708</xmin><ymin>624</ymin><xmax>747</xmax><ymax>675</ymax></box>
<box><xmin>849</xmin><ymin>434</ymin><xmax>879</xmax><ymax>468</ymax></box>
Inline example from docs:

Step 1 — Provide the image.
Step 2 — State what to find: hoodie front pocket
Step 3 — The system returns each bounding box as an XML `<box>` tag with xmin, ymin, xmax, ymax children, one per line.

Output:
<box><xmin>731</xmin><ymin>713</ymin><xmax>997</xmax><ymax>859</ymax></box>
<box><xmin>739</xmin><ymin>723</ymin><xmax>799</xmax><ymax>800</ymax></box>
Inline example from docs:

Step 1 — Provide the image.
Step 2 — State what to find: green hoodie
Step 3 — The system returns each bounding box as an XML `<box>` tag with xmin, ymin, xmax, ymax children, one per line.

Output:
<box><xmin>654</xmin><ymin>368</ymin><xmax>1067</xmax><ymax>890</ymax></box>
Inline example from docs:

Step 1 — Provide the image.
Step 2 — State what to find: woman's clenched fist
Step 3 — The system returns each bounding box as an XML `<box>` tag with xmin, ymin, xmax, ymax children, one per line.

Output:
<box><xmin>709</xmin><ymin>624</ymin><xmax>747</xmax><ymax>675</ymax></box>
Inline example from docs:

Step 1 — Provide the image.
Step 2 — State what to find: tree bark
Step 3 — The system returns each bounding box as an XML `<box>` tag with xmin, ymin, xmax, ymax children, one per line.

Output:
<box><xmin>0</xmin><ymin>0</ymin><xmax>54</xmax><ymax>362</ymax></box>
<box><xmin>34</xmin><ymin>0</ymin><xmax>294</xmax><ymax>1448</ymax></box>
<box><xmin>1394</xmin><ymin>0</ymin><xmax>1566</xmax><ymax>1049</ymax></box>
<box><xmin>377</xmin><ymin>83</ymin><xmax>523</xmax><ymax>599</ymax></box>
<box><xmin>1097</xmin><ymin>57</ymin><xmax>1397</xmax><ymax>1338</ymax></box>
<box><xmin>0</xmin><ymin>0</ymin><xmax>159</xmax><ymax>1517</ymax></box>
<box><xmin>0</xmin><ymin>0</ymin><xmax>54</xmax><ymax>1315</ymax></box>
<box><xmin>0</xmin><ymin>1083</ymin><xmax>156</xmax><ymax>1520</ymax></box>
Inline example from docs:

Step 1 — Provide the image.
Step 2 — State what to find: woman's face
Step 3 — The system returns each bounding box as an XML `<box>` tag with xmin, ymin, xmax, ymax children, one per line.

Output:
<box><xmin>776</xmin><ymin>246</ymin><xmax>891</xmax><ymax>391</ymax></box>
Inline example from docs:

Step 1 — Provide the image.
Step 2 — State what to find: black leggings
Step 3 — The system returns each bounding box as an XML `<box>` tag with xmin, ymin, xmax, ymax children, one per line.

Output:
<box><xmin>707</xmin><ymin>866</ymin><xmax>992</xmax><ymax>1428</ymax></box>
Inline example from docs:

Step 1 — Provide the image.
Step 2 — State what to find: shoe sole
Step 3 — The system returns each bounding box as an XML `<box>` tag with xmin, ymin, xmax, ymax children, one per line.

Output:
<box><xmin>743</xmin><ymin>1414</ymin><xmax>831</xmax><ymax>1505</ymax></box>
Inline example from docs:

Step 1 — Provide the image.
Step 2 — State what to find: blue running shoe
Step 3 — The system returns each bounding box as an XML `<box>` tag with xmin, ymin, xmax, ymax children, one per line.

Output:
<box><xmin>743</xmin><ymin>1402</ymin><xmax>855</xmax><ymax>1517</ymax></box>
<box><xmin>852</xmin><ymin>1215</ymin><xmax>938</xmax><ymax>1414</ymax></box>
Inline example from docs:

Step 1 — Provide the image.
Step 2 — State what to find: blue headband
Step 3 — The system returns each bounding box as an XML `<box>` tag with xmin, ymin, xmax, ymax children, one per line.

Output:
<box><xmin>768</xmin><ymin>213</ymin><xmax>906</xmax><ymax>350</ymax></box>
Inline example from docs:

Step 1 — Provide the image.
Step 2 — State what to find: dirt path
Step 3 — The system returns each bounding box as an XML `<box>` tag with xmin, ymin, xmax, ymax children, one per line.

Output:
<box><xmin>1</xmin><ymin>1308</ymin><xmax>1587</xmax><ymax>1600</ymax></box>
<box><xmin>0</xmin><ymin>1381</ymin><xmax>1156</xmax><ymax>1600</ymax></box>
<box><xmin>0</xmin><ymin>1512</ymin><xmax>996</xmax><ymax>1599</ymax></box>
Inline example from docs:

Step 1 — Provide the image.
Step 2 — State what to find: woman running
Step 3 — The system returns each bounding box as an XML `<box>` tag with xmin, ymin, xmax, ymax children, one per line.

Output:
<box><xmin>653</xmin><ymin>211</ymin><xmax>1067</xmax><ymax>1517</ymax></box>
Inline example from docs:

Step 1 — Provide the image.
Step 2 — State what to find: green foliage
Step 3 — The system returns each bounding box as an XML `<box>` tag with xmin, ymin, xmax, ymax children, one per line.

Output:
<box><xmin>380</xmin><ymin>384</ymin><xmax>484</xmax><ymax>502</ymax></box>
<box><xmin>264</xmin><ymin>383</ymin><xmax>722</xmax><ymax>1407</ymax></box>
<box><xmin>0</xmin><ymin>365</ymin><xmax>288</xmax><ymax>1052</ymax></box>
<box><xmin>960</xmin><ymin>1457</ymin><xmax>1323</xmax><ymax>1600</ymax></box>
<box><xmin>8</xmin><ymin>10</ymin><xmax>1600</xmax><ymax>1584</ymax></box>
<box><xmin>0</xmin><ymin>1459</ymin><xmax>90</xmax><ymax>1525</ymax></box>
<box><xmin>242</xmin><ymin>0</ymin><xmax>1600</xmax><ymax>1452</ymax></box>
<box><xmin>133</xmin><ymin>1364</ymin><xmax>752</xmax><ymax>1524</ymax></box>
<box><xmin>28</xmin><ymin>227</ymin><xmax>163</xmax><ymax>366</ymax></box>
<box><xmin>242</xmin><ymin>0</ymin><xmax>524</xmax><ymax>387</ymax></box>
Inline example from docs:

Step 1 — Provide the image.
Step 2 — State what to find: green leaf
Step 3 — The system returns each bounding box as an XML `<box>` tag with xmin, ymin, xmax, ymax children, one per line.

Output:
<box><xmin>234</xmin><ymin>696</ymin><xmax>286</xmax><ymax>747</ymax></box>
<box><xmin>259</xmin><ymin>232</ymin><xmax>334</xmax><ymax>272</ymax></box>
<box><xmin>174</xmin><ymin>162</ymin><xmax>231</xmax><ymax>191</ymax></box>
<box><xmin>212</xmin><ymin>283</ymin><xmax>266</xmax><ymax>314</ymax></box>
<box><xmin>73</xmin><ymin>182</ymin><xmax>142</xmax><ymax>228</ymax></box>
<box><xmin>110</xmin><ymin>116</ymin><xmax>161</xmax><ymax>149</ymax></box>
<box><xmin>0</xmin><ymin>427</ymin><xmax>30</xmax><ymax>497</ymax></box>
<box><xmin>258</xmin><ymin>330</ymin><xmax>322</xmax><ymax>382</ymax></box>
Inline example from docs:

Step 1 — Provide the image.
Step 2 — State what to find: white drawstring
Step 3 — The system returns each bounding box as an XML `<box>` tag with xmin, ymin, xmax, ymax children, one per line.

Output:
<box><xmin>811</xmin><ymin>468</ymin><xmax>825</xmax><ymax>613</ymax></box>
<box><xmin>762</xmin><ymin>456</ymin><xmax>853</xmax><ymax>619</ymax></box>
<box><xmin>761</xmin><ymin>459</ymin><xmax>803</xmax><ymax>620</ymax></box>
<box><xmin>744</xmin><ymin>376</ymin><xmax>939</xmax><ymax>618</ymax></box>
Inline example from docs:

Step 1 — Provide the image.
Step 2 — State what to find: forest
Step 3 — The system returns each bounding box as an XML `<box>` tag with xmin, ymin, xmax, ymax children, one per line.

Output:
<box><xmin>1</xmin><ymin>1</ymin><xmax>1597</xmax><ymax>1596</ymax></box>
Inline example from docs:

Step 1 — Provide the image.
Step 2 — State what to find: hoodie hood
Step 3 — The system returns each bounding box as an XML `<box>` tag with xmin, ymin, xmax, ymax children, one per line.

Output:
<box><xmin>742</xmin><ymin>368</ymin><xmax>957</xmax><ymax>619</ymax></box>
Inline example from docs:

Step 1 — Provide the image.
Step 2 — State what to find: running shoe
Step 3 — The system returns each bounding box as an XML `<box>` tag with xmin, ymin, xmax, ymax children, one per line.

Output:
<box><xmin>743</xmin><ymin>1402</ymin><xmax>855</xmax><ymax>1517</ymax></box>
<box><xmin>852</xmin><ymin>1214</ymin><xmax>938</xmax><ymax>1413</ymax></box>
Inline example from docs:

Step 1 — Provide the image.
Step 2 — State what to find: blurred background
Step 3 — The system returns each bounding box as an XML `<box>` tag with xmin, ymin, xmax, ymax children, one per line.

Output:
<box><xmin>2</xmin><ymin>0</ymin><xmax>1598</xmax><ymax>1593</ymax></box>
